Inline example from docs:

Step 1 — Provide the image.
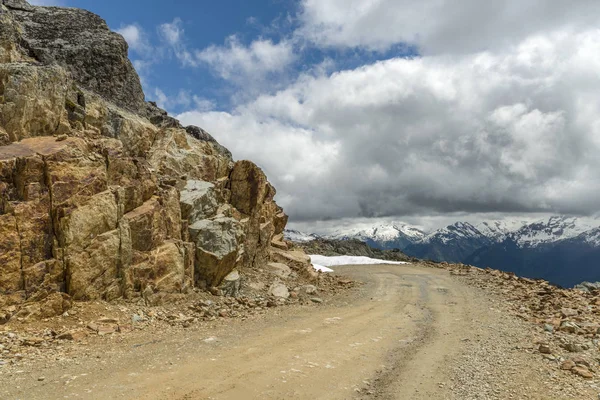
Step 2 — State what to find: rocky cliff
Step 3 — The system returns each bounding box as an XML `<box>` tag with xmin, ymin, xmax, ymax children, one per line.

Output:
<box><xmin>0</xmin><ymin>0</ymin><xmax>312</xmax><ymax>319</ymax></box>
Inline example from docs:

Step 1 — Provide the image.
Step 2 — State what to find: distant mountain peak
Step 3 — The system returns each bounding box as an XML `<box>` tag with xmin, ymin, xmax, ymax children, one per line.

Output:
<box><xmin>510</xmin><ymin>216</ymin><xmax>597</xmax><ymax>247</ymax></box>
<box><xmin>284</xmin><ymin>229</ymin><xmax>321</xmax><ymax>243</ymax></box>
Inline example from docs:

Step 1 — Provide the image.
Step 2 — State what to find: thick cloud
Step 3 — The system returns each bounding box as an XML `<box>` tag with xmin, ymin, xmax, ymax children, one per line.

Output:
<box><xmin>298</xmin><ymin>0</ymin><xmax>600</xmax><ymax>53</ymax></box>
<box><xmin>178</xmin><ymin>28</ymin><xmax>600</xmax><ymax>222</ymax></box>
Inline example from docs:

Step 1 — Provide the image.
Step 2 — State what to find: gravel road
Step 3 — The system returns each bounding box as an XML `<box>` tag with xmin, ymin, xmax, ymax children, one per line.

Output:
<box><xmin>2</xmin><ymin>263</ymin><xmax>596</xmax><ymax>399</ymax></box>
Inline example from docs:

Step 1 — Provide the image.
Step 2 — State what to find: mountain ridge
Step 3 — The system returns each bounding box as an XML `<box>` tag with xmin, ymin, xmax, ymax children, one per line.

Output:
<box><xmin>287</xmin><ymin>215</ymin><xmax>600</xmax><ymax>286</ymax></box>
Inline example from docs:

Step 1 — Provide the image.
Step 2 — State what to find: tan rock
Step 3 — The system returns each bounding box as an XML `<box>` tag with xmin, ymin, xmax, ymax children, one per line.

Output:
<box><xmin>229</xmin><ymin>160</ymin><xmax>269</xmax><ymax>216</ymax></box>
<box><xmin>107</xmin><ymin>154</ymin><xmax>157</xmax><ymax>214</ymax></box>
<box><xmin>124</xmin><ymin>197</ymin><xmax>168</xmax><ymax>252</ymax></box>
<box><xmin>0</xmin><ymin>64</ymin><xmax>69</xmax><ymax>142</ymax></box>
<box><xmin>116</xmin><ymin>113</ymin><xmax>159</xmax><ymax>157</ymax></box>
<box><xmin>45</xmin><ymin>138</ymin><xmax>107</xmax><ymax>206</ymax></box>
<box><xmin>149</xmin><ymin>128</ymin><xmax>231</xmax><ymax>182</ymax></box>
<box><xmin>0</xmin><ymin>213</ymin><xmax>22</xmax><ymax>293</ymax></box>
<box><xmin>560</xmin><ymin>360</ymin><xmax>575</xmax><ymax>370</ymax></box>
<box><xmin>270</xmin><ymin>248</ymin><xmax>312</xmax><ymax>271</ymax></box>
<box><xmin>39</xmin><ymin>292</ymin><xmax>71</xmax><ymax>318</ymax></box>
<box><xmin>572</xmin><ymin>365</ymin><xmax>593</xmax><ymax>379</ymax></box>
<box><xmin>0</xmin><ymin>3</ymin><xmax>293</xmax><ymax>310</ymax></box>
<box><xmin>267</xmin><ymin>263</ymin><xmax>292</xmax><ymax>279</ymax></box>
<box><xmin>219</xmin><ymin>269</ymin><xmax>242</xmax><ymax>297</ymax></box>
<box><xmin>126</xmin><ymin>240</ymin><xmax>193</xmax><ymax>294</ymax></box>
<box><xmin>269</xmin><ymin>282</ymin><xmax>290</xmax><ymax>299</ymax></box>
<box><xmin>57</xmin><ymin>191</ymin><xmax>119</xmax><ymax>249</ymax></box>
<box><xmin>271</xmin><ymin>239</ymin><xmax>288</xmax><ymax>251</ymax></box>
<box><xmin>273</xmin><ymin>210</ymin><xmax>288</xmax><ymax>236</ymax></box>
<box><xmin>66</xmin><ymin>228</ymin><xmax>121</xmax><ymax>300</ymax></box>
<box><xmin>22</xmin><ymin>259</ymin><xmax>64</xmax><ymax>296</ymax></box>
<box><xmin>538</xmin><ymin>344</ymin><xmax>551</xmax><ymax>354</ymax></box>
<box><xmin>56</xmin><ymin>329</ymin><xmax>88</xmax><ymax>341</ymax></box>
<box><xmin>561</xmin><ymin>308</ymin><xmax>578</xmax><ymax>318</ymax></box>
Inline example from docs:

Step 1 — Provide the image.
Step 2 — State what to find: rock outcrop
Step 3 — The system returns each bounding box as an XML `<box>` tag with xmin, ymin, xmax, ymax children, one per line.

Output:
<box><xmin>0</xmin><ymin>0</ymin><xmax>310</xmax><ymax>320</ymax></box>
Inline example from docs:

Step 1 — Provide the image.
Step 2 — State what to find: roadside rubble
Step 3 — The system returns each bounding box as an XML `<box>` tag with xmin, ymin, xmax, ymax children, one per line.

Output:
<box><xmin>443</xmin><ymin>262</ymin><xmax>600</xmax><ymax>381</ymax></box>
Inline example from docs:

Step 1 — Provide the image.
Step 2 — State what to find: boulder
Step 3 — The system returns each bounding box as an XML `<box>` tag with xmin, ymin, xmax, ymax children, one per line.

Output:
<box><xmin>219</xmin><ymin>269</ymin><xmax>242</xmax><ymax>297</ymax></box>
<box><xmin>269</xmin><ymin>282</ymin><xmax>289</xmax><ymax>299</ymax></box>
<box><xmin>267</xmin><ymin>263</ymin><xmax>292</xmax><ymax>279</ymax></box>
<box><xmin>189</xmin><ymin>216</ymin><xmax>244</xmax><ymax>287</ymax></box>
<box><xmin>179</xmin><ymin>180</ymin><xmax>218</xmax><ymax>223</ymax></box>
<box><xmin>270</xmin><ymin>248</ymin><xmax>312</xmax><ymax>271</ymax></box>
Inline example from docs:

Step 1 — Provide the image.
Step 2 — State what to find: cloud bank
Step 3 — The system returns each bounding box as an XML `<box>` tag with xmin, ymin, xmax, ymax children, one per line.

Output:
<box><xmin>179</xmin><ymin>28</ymin><xmax>600</xmax><ymax>222</ymax></box>
<box><xmin>124</xmin><ymin>0</ymin><xmax>600</xmax><ymax>226</ymax></box>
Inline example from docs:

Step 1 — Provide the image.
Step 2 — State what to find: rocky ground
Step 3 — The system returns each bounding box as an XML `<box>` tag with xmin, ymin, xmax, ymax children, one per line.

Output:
<box><xmin>2</xmin><ymin>261</ymin><xmax>600</xmax><ymax>399</ymax></box>
<box><xmin>444</xmin><ymin>262</ymin><xmax>600</xmax><ymax>386</ymax></box>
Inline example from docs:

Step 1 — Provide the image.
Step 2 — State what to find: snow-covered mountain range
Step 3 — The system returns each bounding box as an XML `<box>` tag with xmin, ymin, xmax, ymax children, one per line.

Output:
<box><xmin>326</xmin><ymin>223</ymin><xmax>425</xmax><ymax>250</ymax></box>
<box><xmin>286</xmin><ymin>216</ymin><xmax>600</xmax><ymax>287</ymax></box>
<box><xmin>284</xmin><ymin>229</ymin><xmax>321</xmax><ymax>243</ymax></box>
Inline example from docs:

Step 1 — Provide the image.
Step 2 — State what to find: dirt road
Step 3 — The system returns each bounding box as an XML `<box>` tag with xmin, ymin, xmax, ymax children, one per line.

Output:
<box><xmin>1</xmin><ymin>264</ymin><xmax>592</xmax><ymax>399</ymax></box>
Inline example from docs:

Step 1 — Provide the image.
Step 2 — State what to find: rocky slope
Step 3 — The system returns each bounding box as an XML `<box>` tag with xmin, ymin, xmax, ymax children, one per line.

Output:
<box><xmin>0</xmin><ymin>0</ymin><xmax>318</xmax><ymax>322</ymax></box>
<box><xmin>446</xmin><ymin>262</ymin><xmax>600</xmax><ymax>383</ymax></box>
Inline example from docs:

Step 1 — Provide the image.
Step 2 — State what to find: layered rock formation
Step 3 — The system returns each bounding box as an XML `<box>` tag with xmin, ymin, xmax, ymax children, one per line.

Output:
<box><xmin>0</xmin><ymin>0</ymin><xmax>312</xmax><ymax>318</ymax></box>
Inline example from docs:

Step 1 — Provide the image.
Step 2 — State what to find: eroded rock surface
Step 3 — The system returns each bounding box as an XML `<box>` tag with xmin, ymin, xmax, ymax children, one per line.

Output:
<box><xmin>0</xmin><ymin>0</ymin><xmax>312</xmax><ymax>321</ymax></box>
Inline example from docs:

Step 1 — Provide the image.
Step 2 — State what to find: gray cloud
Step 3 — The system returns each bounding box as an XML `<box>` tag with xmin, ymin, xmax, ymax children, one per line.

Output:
<box><xmin>298</xmin><ymin>0</ymin><xmax>600</xmax><ymax>54</ymax></box>
<box><xmin>178</xmin><ymin>27</ymin><xmax>600</xmax><ymax>225</ymax></box>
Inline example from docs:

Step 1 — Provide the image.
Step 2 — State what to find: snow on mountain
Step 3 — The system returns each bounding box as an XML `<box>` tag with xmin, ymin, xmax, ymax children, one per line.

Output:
<box><xmin>325</xmin><ymin>223</ymin><xmax>426</xmax><ymax>250</ymax></box>
<box><xmin>284</xmin><ymin>229</ymin><xmax>320</xmax><ymax>243</ymax></box>
<box><xmin>510</xmin><ymin>216</ymin><xmax>599</xmax><ymax>247</ymax></box>
<box><xmin>327</xmin><ymin>223</ymin><xmax>424</xmax><ymax>241</ymax></box>
<box><xmin>576</xmin><ymin>227</ymin><xmax>600</xmax><ymax>247</ymax></box>
<box><xmin>420</xmin><ymin>222</ymin><xmax>485</xmax><ymax>245</ymax></box>
<box><xmin>476</xmin><ymin>220</ymin><xmax>529</xmax><ymax>242</ymax></box>
<box><xmin>404</xmin><ymin>222</ymin><xmax>490</xmax><ymax>263</ymax></box>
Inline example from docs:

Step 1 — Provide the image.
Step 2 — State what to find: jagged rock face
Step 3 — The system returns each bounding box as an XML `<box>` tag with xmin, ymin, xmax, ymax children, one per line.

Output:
<box><xmin>4</xmin><ymin>0</ymin><xmax>145</xmax><ymax>112</ymax></box>
<box><xmin>0</xmin><ymin>0</ymin><xmax>291</xmax><ymax>316</ymax></box>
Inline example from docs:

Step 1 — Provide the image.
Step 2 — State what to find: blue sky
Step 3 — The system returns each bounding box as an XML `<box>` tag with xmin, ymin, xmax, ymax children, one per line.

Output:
<box><xmin>72</xmin><ymin>0</ymin><xmax>300</xmax><ymax>112</ymax></box>
<box><xmin>41</xmin><ymin>0</ymin><xmax>418</xmax><ymax>114</ymax></box>
<box><xmin>31</xmin><ymin>0</ymin><xmax>600</xmax><ymax>231</ymax></box>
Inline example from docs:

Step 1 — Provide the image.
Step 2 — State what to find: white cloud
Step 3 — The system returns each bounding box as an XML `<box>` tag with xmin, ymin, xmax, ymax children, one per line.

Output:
<box><xmin>150</xmin><ymin>18</ymin><xmax>296</xmax><ymax>90</ymax></box>
<box><xmin>158</xmin><ymin>18</ymin><xmax>184</xmax><ymax>46</ymax></box>
<box><xmin>298</xmin><ymin>0</ymin><xmax>600</xmax><ymax>53</ymax></box>
<box><xmin>177</xmin><ymin>28</ymin><xmax>600</xmax><ymax>222</ymax></box>
<box><xmin>154</xmin><ymin>88</ymin><xmax>214</xmax><ymax>113</ymax></box>
<box><xmin>156</xmin><ymin>18</ymin><xmax>200</xmax><ymax>67</ymax></box>
<box><xmin>196</xmin><ymin>36</ymin><xmax>295</xmax><ymax>84</ymax></box>
<box><xmin>117</xmin><ymin>24</ymin><xmax>152</xmax><ymax>56</ymax></box>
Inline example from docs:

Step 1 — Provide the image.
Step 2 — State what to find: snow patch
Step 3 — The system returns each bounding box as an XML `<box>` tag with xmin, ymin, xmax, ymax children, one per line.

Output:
<box><xmin>312</xmin><ymin>263</ymin><xmax>334</xmax><ymax>273</ymax></box>
<box><xmin>310</xmin><ymin>255</ymin><xmax>409</xmax><ymax>272</ymax></box>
